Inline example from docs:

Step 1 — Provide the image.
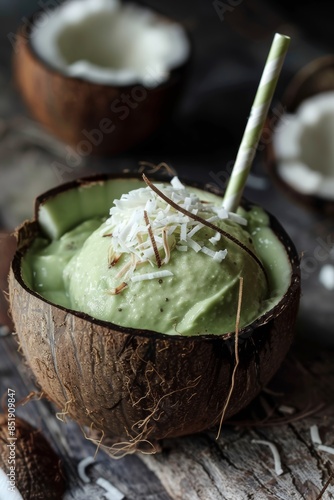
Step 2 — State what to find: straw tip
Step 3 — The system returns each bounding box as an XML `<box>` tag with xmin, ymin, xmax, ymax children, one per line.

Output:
<box><xmin>274</xmin><ymin>33</ymin><xmax>291</xmax><ymax>42</ymax></box>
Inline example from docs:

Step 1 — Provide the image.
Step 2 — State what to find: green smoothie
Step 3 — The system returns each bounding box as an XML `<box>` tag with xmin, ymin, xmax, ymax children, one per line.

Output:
<box><xmin>24</xmin><ymin>178</ymin><xmax>291</xmax><ymax>335</ymax></box>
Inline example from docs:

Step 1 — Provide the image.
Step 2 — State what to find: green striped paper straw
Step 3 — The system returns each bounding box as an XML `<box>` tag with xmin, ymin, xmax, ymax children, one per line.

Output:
<box><xmin>223</xmin><ymin>33</ymin><xmax>290</xmax><ymax>212</ymax></box>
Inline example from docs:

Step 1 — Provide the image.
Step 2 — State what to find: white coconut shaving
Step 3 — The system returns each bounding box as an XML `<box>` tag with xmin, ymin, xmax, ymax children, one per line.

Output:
<box><xmin>101</xmin><ymin>177</ymin><xmax>246</xmax><ymax>282</ymax></box>
<box><xmin>0</xmin><ymin>325</ymin><xmax>10</xmax><ymax>337</ymax></box>
<box><xmin>278</xmin><ymin>405</ymin><xmax>295</xmax><ymax>415</ymax></box>
<box><xmin>30</xmin><ymin>0</ymin><xmax>190</xmax><ymax>87</ymax></box>
<box><xmin>77</xmin><ymin>457</ymin><xmax>124</xmax><ymax>500</ymax></box>
<box><xmin>77</xmin><ymin>456</ymin><xmax>95</xmax><ymax>483</ymax></box>
<box><xmin>273</xmin><ymin>91</ymin><xmax>334</xmax><ymax>199</ymax></box>
<box><xmin>319</xmin><ymin>264</ymin><xmax>334</xmax><ymax>290</ymax></box>
<box><xmin>310</xmin><ymin>424</ymin><xmax>322</xmax><ymax>445</ymax></box>
<box><xmin>309</xmin><ymin>424</ymin><xmax>334</xmax><ymax>456</ymax></box>
<box><xmin>96</xmin><ymin>478</ymin><xmax>124</xmax><ymax>500</ymax></box>
<box><xmin>130</xmin><ymin>270</ymin><xmax>174</xmax><ymax>282</ymax></box>
<box><xmin>251</xmin><ymin>439</ymin><xmax>284</xmax><ymax>476</ymax></box>
<box><xmin>318</xmin><ymin>445</ymin><xmax>334</xmax><ymax>455</ymax></box>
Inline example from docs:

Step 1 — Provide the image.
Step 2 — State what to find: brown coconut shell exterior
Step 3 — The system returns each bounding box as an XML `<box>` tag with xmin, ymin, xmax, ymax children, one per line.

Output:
<box><xmin>13</xmin><ymin>17</ymin><xmax>190</xmax><ymax>155</ymax></box>
<box><xmin>0</xmin><ymin>414</ymin><xmax>66</xmax><ymax>499</ymax></box>
<box><xmin>265</xmin><ymin>55</ymin><xmax>334</xmax><ymax>216</ymax></box>
<box><xmin>0</xmin><ymin>232</ymin><xmax>16</xmax><ymax>329</ymax></box>
<box><xmin>9</xmin><ymin>174</ymin><xmax>300</xmax><ymax>451</ymax></box>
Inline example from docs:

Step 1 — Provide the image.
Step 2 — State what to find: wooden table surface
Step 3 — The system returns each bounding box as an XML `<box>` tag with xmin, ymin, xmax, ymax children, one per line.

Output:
<box><xmin>1</xmin><ymin>0</ymin><xmax>334</xmax><ymax>499</ymax></box>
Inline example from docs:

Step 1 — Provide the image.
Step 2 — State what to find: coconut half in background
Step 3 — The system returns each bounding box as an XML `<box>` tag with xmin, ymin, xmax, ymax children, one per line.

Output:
<box><xmin>13</xmin><ymin>0</ymin><xmax>191</xmax><ymax>155</ymax></box>
<box><xmin>9</xmin><ymin>173</ymin><xmax>301</xmax><ymax>455</ymax></box>
<box><xmin>0</xmin><ymin>415</ymin><xmax>66</xmax><ymax>499</ymax></box>
<box><xmin>265</xmin><ymin>56</ymin><xmax>334</xmax><ymax>214</ymax></box>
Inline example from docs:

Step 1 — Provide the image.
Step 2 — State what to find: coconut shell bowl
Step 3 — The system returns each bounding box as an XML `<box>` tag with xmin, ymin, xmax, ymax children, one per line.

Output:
<box><xmin>9</xmin><ymin>172</ymin><xmax>301</xmax><ymax>454</ymax></box>
<box><xmin>13</xmin><ymin>0</ymin><xmax>191</xmax><ymax>155</ymax></box>
<box><xmin>265</xmin><ymin>55</ymin><xmax>334</xmax><ymax>215</ymax></box>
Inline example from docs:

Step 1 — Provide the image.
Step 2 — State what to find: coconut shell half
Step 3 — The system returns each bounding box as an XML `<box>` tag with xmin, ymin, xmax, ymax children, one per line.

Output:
<box><xmin>0</xmin><ymin>414</ymin><xmax>66</xmax><ymax>498</ymax></box>
<box><xmin>265</xmin><ymin>56</ymin><xmax>334</xmax><ymax>215</ymax></box>
<box><xmin>13</xmin><ymin>14</ymin><xmax>190</xmax><ymax>155</ymax></box>
<box><xmin>9</xmin><ymin>174</ymin><xmax>300</xmax><ymax>453</ymax></box>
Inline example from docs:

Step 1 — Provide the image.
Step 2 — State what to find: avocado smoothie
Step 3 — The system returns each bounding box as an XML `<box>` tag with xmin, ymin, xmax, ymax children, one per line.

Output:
<box><xmin>24</xmin><ymin>178</ymin><xmax>291</xmax><ymax>335</ymax></box>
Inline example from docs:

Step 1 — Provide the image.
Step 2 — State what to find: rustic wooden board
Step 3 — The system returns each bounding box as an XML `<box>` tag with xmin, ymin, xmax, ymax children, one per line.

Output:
<box><xmin>142</xmin><ymin>344</ymin><xmax>334</xmax><ymax>500</ymax></box>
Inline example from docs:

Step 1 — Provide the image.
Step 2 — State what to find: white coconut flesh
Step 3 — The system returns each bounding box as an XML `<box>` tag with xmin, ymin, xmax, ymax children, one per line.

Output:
<box><xmin>30</xmin><ymin>0</ymin><xmax>190</xmax><ymax>87</ymax></box>
<box><xmin>0</xmin><ymin>468</ymin><xmax>23</xmax><ymax>500</ymax></box>
<box><xmin>273</xmin><ymin>91</ymin><xmax>334</xmax><ymax>199</ymax></box>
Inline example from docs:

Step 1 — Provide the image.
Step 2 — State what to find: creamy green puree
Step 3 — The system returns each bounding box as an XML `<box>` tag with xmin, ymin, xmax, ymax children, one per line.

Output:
<box><xmin>24</xmin><ymin>179</ymin><xmax>291</xmax><ymax>335</ymax></box>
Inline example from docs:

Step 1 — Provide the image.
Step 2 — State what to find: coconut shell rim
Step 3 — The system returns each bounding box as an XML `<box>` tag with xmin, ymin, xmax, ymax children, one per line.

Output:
<box><xmin>11</xmin><ymin>171</ymin><xmax>301</xmax><ymax>343</ymax></box>
<box><xmin>16</xmin><ymin>5</ymin><xmax>192</xmax><ymax>91</ymax></box>
<box><xmin>281</xmin><ymin>54</ymin><xmax>334</xmax><ymax>112</ymax></box>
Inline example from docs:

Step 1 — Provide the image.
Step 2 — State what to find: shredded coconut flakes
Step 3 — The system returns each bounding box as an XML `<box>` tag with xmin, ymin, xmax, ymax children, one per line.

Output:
<box><xmin>318</xmin><ymin>445</ymin><xmax>334</xmax><ymax>455</ymax></box>
<box><xmin>130</xmin><ymin>270</ymin><xmax>173</xmax><ymax>282</ymax></box>
<box><xmin>252</xmin><ymin>439</ymin><xmax>283</xmax><ymax>476</ymax></box>
<box><xmin>278</xmin><ymin>405</ymin><xmax>295</xmax><ymax>415</ymax></box>
<box><xmin>309</xmin><ymin>424</ymin><xmax>334</xmax><ymax>456</ymax></box>
<box><xmin>102</xmin><ymin>177</ymin><xmax>247</xmax><ymax>284</ymax></box>
<box><xmin>310</xmin><ymin>424</ymin><xmax>322</xmax><ymax>445</ymax></box>
<box><xmin>77</xmin><ymin>457</ymin><xmax>95</xmax><ymax>483</ymax></box>
<box><xmin>77</xmin><ymin>456</ymin><xmax>124</xmax><ymax>500</ymax></box>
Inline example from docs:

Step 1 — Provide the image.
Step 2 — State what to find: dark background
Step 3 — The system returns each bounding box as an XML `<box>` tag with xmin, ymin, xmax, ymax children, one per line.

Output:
<box><xmin>0</xmin><ymin>0</ymin><xmax>332</xmax><ymax>180</ymax></box>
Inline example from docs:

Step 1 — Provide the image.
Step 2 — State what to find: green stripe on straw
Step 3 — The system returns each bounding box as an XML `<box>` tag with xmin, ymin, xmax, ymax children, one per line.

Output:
<box><xmin>223</xmin><ymin>33</ymin><xmax>290</xmax><ymax>212</ymax></box>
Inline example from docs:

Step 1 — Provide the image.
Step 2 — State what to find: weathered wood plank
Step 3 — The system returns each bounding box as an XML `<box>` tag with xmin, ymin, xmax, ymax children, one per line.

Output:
<box><xmin>141</xmin><ymin>422</ymin><xmax>334</xmax><ymax>500</ymax></box>
<box><xmin>140</xmin><ymin>343</ymin><xmax>334</xmax><ymax>500</ymax></box>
